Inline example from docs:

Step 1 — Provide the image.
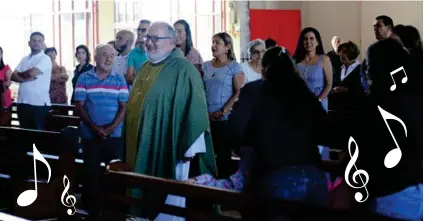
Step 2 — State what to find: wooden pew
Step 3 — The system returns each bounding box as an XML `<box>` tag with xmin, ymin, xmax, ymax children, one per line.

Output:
<box><xmin>0</xmin><ymin>211</ymin><xmax>31</xmax><ymax>221</ymax></box>
<box><xmin>100</xmin><ymin>169</ymin><xmax>403</xmax><ymax>221</ymax></box>
<box><xmin>11</xmin><ymin>102</ymin><xmax>77</xmax><ymax>128</ymax></box>
<box><xmin>46</xmin><ymin>114</ymin><xmax>80</xmax><ymax>132</ymax></box>
<box><xmin>0</xmin><ymin>126</ymin><xmax>82</xmax><ymax>220</ymax></box>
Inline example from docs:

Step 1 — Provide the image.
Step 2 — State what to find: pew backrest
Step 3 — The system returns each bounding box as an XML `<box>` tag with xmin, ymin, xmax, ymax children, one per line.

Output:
<box><xmin>101</xmin><ymin>170</ymin><xmax>403</xmax><ymax>221</ymax></box>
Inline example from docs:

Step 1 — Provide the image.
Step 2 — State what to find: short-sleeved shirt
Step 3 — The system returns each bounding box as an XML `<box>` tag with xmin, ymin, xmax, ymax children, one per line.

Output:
<box><xmin>185</xmin><ymin>47</ymin><xmax>203</xmax><ymax>65</ymax></box>
<box><xmin>74</xmin><ymin>68</ymin><xmax>129</xmax><ymax>139</ymax></box>
<box><xmin>202</xmin><ymin>60</ymin><xmax>243</xmax><ymax>121</ymax></box>
<box><xmin>15</xmin><ymin>52</ymin><xmax>52</xmax><ymax>106</ymax></box>
<box><xmin>127</xmin><ymin>46</ymin><xmax>148</xmax><ymax>73</ymax></box>
<box><xmin>241</xmin><ymin>62</ymin><xmax>262</xmax><ymax>83</ymax></box>
<box><xmin>111</xmin><ymin>54</ymin><xmax>129</xmax><ymax>77</ymax></box>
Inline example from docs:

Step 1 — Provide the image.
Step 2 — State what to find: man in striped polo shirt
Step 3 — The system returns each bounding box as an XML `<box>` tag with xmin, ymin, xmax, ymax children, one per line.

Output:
<box><xmin>74</xmin><ymin>44</ymin><xmax>129</xmax><ymax>219</ymax></box>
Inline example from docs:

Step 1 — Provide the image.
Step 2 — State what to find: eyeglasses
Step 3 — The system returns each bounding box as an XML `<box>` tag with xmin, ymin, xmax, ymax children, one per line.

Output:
<box><xmin>143</xmin><ymin>35</ymin><xmax>173</xmax><ymax>43</ymax></box>
<box><xmin>252</xmin><ymin>49</ymin><xmax>266</xmax><ymax>55</ymax></box>
<box><xmin>137</xmin><ymin>28</ymin><xmax>147</xmax><ymax>33</ymax></box>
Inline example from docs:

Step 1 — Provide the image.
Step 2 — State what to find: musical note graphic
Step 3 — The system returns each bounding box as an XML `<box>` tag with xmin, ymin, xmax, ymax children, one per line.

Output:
<box><xmin>344</xmin><ymin>136</ymin><xmax>370</xmax><ymax>203</ymax></box>
<box><xmin>389</xmin><ymin>66</ymin><xmax>408</xmax><ymax>91</ymax></box>
<box><xmin>61</xmin><ymin>175</ymin><xmax>76</xmax><ymax>215</ymax></box>
<box><xmin>17</xmin><ymin>144</ymin><xmax>52</xmax><ymax>207</ymax></box>
<box><xmin>377</xmin><ymin>106</ymin><xmax>407</xmax><ymax>168</ymax></box>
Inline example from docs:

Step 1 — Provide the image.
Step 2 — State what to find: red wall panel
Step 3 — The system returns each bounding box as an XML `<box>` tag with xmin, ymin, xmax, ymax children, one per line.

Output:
<box><xmin>250</xmin><ymin>9</ymin><xmax>301</xmax><ymax>54</ymax></box>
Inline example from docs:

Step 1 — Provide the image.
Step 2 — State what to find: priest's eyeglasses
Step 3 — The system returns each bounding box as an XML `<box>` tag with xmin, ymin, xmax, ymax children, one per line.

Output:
<box><xmin>143</xmin><ymin>35</ymin><xmax>173</xmax><ymax>43</ymax></box>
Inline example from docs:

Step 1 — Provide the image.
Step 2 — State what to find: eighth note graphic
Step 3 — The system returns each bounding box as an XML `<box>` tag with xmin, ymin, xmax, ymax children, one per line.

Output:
<box><xmin>377</xmin><ymin>106</ymin><xmax>407</xmax><ymax>168</ymax></box>
<box><xmin>344</xmin><ymin>136</ymin><xmax>370</xmax><ymax>203</ymax></box>
<box><xmin>61</xmin><ymin>175</ymin><xmax>76</xmax><ymax>215</ymax></box>
<box><xmin>17</xmin><ymin>144</ymin><xmax>52</xmax><ymax>207</ymax></box>
<box><xmin>389</xmin><ymin>66</ymin><xmax>408</xmax><ymax>91</ymax></box>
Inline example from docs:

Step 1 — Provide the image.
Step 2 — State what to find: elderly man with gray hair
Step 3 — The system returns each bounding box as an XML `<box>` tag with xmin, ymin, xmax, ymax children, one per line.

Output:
<box><xmin>74</xmin><ymin>43</ymin><xmax>129</xmax><ymax>220</ymax></box>
<box><xmin>327</xmin><ymin>36</ymin><xmax>344</xmax><ymax>87</ymax></box>
<box><xmin>124</xmin><ymin>21</ymin><xmax>217</xmax><ymax>221</ymax></box>
<box><xmin>241</xmin><ymin>38</ymin><xmax>266</xmax><ymax>83</ymax></box>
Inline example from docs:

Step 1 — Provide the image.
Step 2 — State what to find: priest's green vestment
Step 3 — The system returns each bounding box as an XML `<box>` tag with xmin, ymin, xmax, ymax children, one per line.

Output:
<box><xmin>124</xmin><ymin>48</ymin><xmax>217</xmax><ymax>220</ymax></box>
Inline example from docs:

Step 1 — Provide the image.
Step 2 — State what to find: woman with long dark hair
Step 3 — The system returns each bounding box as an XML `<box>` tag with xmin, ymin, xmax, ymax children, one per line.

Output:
<box><xmin>202</xmin><ymin>32</ymin><xmax>245</xmax><ymax>178</ymax></box>
<box><xmin>173</xmin><ymin>19</ymin><xmax>203</xmax><ymax>74</ymax></box>
<box><xmin>0</xmin><ymin>46</ymin><xmax>12</xmax><ymax>126</ymax></box>
<box><xmin>293</xmin><ymin>27</ymin><xmax>333</xmax><ymax>164</ymax></box>
<box><xmin>71</xmin><ymin>45</ymin><xmax>93</xmax><ymax>104</ymax></box>
<box><xmin>228</xmin><ymin>47</ymin><xmax>328</xmax><ymax>220</ymax></box>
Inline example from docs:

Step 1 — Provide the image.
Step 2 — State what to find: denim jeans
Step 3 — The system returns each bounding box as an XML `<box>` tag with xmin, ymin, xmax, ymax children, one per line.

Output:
<box><xmin>255</xmin><ymin>165</ymin><xmax>329</xmax><ymax>221</ymax></box>
<box><xmin>369</xmin><ymin>184</ymin><xmax>423</xmax><ymax>221</ymax></box>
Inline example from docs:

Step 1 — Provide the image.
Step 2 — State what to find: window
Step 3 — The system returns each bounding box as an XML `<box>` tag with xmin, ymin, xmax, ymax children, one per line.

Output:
<box><xmin>60</xmin><ymin>13</ymin><xmax>73</xmax><ymax>69</ymax></box>
<box><xmin>74</xmin><ymin>12</ymin><xmax>86</xmax><ymax>64</ymax></box>
<box><xmin>74</xmin><ymin>0</ymin><xmax>87</xmax><ymax>11</ymax></box>
<box><xmin>60</xmin><ymin>0</ymin><xmax>72</xmax><ymax>12</ymax></box>
<box><xmin>113</xmin><ymin>0</ymin><xmax>229</xmax><ymax>61</ymax></box>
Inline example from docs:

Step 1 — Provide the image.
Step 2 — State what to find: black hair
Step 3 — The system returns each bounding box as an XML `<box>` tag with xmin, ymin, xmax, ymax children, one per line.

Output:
<box><xmin>0</xmin><ymin>47</ymin><xmax>4</xmax><ymax>71</ymax></box>
<box><xmin>265</xmin><ymin>38</ymin><xmax>277</xmax><ymax>49</ymax></box>
<box><xmin>30</xmin><ymin>32</ymin><xmax>45</xmax><ymax>40</ymax></box>
<box><xmin>44</xmin><ymin>47</ymin><xmax>57</xmax><ymax>55</ymax></box>
<box><xmin>293</xmin><ymin>27</ymin><xmax>325</xmax><ymax>63</ymax></box>
<box><xmin>213</xmin><ymin>32</ymin><xmax>236</xmax><ymax>61</ymax></box>
<box><xmin>337</xmin><ymin>41</ymin><xmax>360</xmax><ymax>61</ymax></box>
<box><xmin>394</xmin><ymin>25</ymin><xmax>422</xmax><ymax>50</ymax></box>
<box><xmin>173</xmin><ymin>19</ymin><xmax>194</xmax><ymax>57</ymax></box>
<box><xmin>75</xmin><ymin>45</ymin><xmax>91</xmax><ymax>63</ymax></box>
<box><xmin>261</xmin><ymin>46</ymin><xmax>325</xmax><ymax>121</ymax></box>
<box><xmin>375</xmin><ymin>15</ymin><xmax>394</xmax><ymax>29</ymax></box>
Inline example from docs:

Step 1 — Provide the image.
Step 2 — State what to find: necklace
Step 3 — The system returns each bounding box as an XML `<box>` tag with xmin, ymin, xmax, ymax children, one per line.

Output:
<box><xmin>303</xmin><ymin>60</ymin><xmax>311</xmax><ymax>81</ymax></box>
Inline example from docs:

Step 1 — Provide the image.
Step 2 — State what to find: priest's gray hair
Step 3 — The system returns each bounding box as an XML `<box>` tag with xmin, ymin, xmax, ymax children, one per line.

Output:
<box><xmin>247</xmin><ymin>38</ymin><xmax>265</xmax><ymax>60</ymax></box>
<box><xmin>151</xmin><ymin>22</ymin><xmax>176</xmax><ymax>44</ymax></box>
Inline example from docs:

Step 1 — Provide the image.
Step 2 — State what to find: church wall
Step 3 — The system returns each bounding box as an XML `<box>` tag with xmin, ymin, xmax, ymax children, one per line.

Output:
<box><xmin>249</xmin><ymin>1</ymin><xmax>423</xmax><ymax>60</ymax></box>
<box><xmin>97</xmin><ymin>0</ymin><xmax>115</xmax><ymax>45</ymax></box>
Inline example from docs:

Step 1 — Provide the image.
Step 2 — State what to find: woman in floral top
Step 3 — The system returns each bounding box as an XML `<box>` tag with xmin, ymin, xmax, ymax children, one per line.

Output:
<box><xmin>45</xmin><ymin>47</ymin><xmax>69</xmax><ymax>104</ymax></box>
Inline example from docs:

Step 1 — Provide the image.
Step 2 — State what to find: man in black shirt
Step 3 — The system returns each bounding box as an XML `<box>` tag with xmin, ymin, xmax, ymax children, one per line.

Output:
<box><xmin>360</xmin><ymin>15</ymin><xmax>394</xmax><ymax>93</ymax></box>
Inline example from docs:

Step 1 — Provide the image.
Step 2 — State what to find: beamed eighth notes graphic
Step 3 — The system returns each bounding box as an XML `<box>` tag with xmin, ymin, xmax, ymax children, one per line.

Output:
<box><xmin>17</xmin><ymin>144</ymin><xmax>76</xmax><ymax>215</ymax></box>
<box><xmin>344</xmin><ymin>66</ymin><xmax>408</xmax><ymax>202</ymax></box>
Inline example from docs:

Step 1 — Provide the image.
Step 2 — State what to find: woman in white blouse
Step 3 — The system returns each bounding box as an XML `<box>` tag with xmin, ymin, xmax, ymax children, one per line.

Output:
<box><xmin>241</xmin><ymin>39</ymin><xmax>266</xmax><ymax>83</ymax></box>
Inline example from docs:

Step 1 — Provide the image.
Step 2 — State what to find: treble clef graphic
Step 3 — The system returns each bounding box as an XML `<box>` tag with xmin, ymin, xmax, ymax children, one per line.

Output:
<box><xmin>61</xmin><ymin>175</ymin><xmax>76</xmax><ymax>215</ymax></box>
<box><xmin>344</xmin><ymin>136</ymin><xmax>370</xmax><ymax>203</ymax></box>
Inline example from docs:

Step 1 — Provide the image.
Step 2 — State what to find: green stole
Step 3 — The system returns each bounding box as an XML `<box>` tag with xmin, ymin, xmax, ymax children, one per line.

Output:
<box><xmin>125</xmin><ymin>61</ymin><xmax>165</xmax><ymax>169</ymax></box>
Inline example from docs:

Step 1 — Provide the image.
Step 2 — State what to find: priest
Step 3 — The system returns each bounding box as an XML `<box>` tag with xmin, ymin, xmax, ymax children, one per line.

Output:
<box><xmin>124</xmin><ymin>22</ymin><xmax>217</xmax><ymax>221</ymax></box>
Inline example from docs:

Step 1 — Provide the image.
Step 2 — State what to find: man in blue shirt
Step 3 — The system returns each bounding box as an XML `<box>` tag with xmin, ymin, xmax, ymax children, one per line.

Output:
<box><xmin>126</xmin><ymin>19</ymin><xmax>151</xmax><ymax>86</ymax></box>
<box><xmin>74</xmin><ymin>44</ymin><xmax>129</xmax><ymax>220</ymax></box>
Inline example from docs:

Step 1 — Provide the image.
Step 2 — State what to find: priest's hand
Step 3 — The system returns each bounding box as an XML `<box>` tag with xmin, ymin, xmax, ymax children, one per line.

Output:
<box><xmin>185</xmin><ymin>178</ymin><xmax>197</xmax><ymax>185</ymax></box>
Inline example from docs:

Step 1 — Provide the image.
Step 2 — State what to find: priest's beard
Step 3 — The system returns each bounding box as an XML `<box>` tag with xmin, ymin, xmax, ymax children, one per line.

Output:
<box><xmin>147</xmin><ymin>50</ymin><xmax>172</xmax><ymax>64</ymax></box>
<box><xmin>116</xmin><ymin>44</ymin><xmax>128</xmax><ymax>55</ymax></box>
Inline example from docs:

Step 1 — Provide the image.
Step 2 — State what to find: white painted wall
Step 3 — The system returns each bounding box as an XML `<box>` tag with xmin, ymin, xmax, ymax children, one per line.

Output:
<box><xmin>249</xmin><ymin>1</ymin><xmax>423</xmax><ymax>60</ymax></box>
